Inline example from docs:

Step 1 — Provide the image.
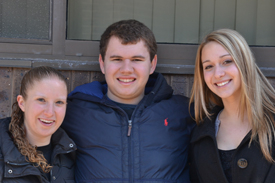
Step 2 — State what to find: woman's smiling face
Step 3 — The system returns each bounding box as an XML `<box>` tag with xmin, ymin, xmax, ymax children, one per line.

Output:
<box><xmin>17</xmin><ymin>77</ymin><xmax>67</xmax><ymax>146</ymax></box>
<box><xmin>201</xmin><ymin>41</ymin><xmax>241</xmax><ymax>102</ymax></box>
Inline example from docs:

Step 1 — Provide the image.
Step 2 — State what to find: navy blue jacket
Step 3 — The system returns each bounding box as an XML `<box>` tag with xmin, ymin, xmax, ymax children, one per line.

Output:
<box><xmin>62</xmin><ymin>72</ymin><xmax>194</xmax><ymax>183</ymax></box>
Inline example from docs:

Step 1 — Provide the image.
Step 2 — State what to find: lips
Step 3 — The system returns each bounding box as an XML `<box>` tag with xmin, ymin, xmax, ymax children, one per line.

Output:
<box><xmin>118</xmin><ymin>78</ymin><xmax>135</xmax><ymax>83</ymax></box>
<box><xmin>215</xmin><ymin>80</ymin><xmax>231</xmax><ymax>87</ymax></box>
<box><xmin>39</xmin><ymin>118</ymin><xmax>55</xmax><ymax>124</ymax></box>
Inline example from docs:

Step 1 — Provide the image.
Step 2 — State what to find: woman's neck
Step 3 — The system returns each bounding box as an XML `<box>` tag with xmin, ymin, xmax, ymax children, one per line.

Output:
<box><xmin>221</xmin><ymin>96</ymin><xmax>245</xmax><ymax>124</ymax></box>
<box><xmin>216</xmin><ymin>97</ymin><xmax>251</xmax><ymax>150</ymax></box>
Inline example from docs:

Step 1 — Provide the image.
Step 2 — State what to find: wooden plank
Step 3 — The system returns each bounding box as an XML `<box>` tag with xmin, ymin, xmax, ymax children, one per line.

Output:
<box><xmin>157</xmin><ymin>44</ymin><xmax>198</xmax><ymax>65</ymax></box>
<box><xmin>58</xmin><ymin>70</ymin><xmax>72</xmax><ymax>92</ymax></box>
<box><xmin>92</xmin><ymin>0</ymin><xmax>114</xmax><ymax>40</ymax></box>
<box><xmin>32</xmin><ymin>60</ymin><xmax>101</xmax><ymax>72</ymax></box>
<box><xmin>251</xmin><ymin>47</ymin><xmax>275</xmax><ymax>67</ymax></box>
<box><xmin>0</xmin><ymin>67</ymin><xmax>13</xmax><ymax>118</ymax></box>
<box><xmin>0</xmin><ymin>0</ymin><xmax>3</xmax><ymax>36</ymax></box>
<box><xmin>199</xmin><ymin>0</ymin><xmax>215</xmax><ymax>41</ymax></box>
<box><xmin>214</xmin><ymin>0</ymin><xmax>236</xmax><ymax>30</ymax></box>
<box><xmin>0</xmin><ymin>43</ymin><xmax>52</xmax><ymax>54</ymax></box>
<box><xmin>70</xmin><ymin>70</ymin><xmax>91</xmax><ymax>91</ymax></box>
<box><xmin>175</xmin><ymin>0</ymin><xmax>200</xmax><ymax>43</ymax></box>
<box><xmin>0</xmin><ymin>60</ymin><xmax>31</xmax><ymax>68</ymax></box>
<box><xmin>255</xmin><ymin>0</ymin><xmax>275</xmax><ymax>46</ymax></box>
<box><xmin>235</xmin><ymin>0</ymin><xmax>257</xmax><ymax>45</ymax></box>
<box><xmin>90</xmin><ymin>71</ymin><xmax>105</xmax><ymax>82</ymax></box>
<box><xmin>10</xmin><ymin>68</ymin><xmax>30</xmax><ymax>116</ymax></box>
<box><xmin>113</xmin><ymin>0</ymin><xmax>134</xmax><ymax>22</ymax></box>
<box><xmin>171</xmin><ymin>75</ymin><xmax>191</xmax><ymax>96</ymax></box>
<box><xmin>163</xmin><ymin>75</ymin><xmax>172</xmax><ymax>86</ymax></box>
<box><xmin>152</xmin><ymin>0</ymin><xmax>175</xmax><ymax>43</ymax></box>
<box><xmin>133</xmin><ymin>0</ymin><xmax>153</xmax><ymax>29</ymax></box>
<box><xmin>67</xmin><ymin>0</ymin><xmax>93</xmax><ymax>40</ymax></box>
<box><xmin>52</xmin><ymin>0</ymin><xmax>66</xmax><ymax>55</ymax></box>
<box><xmin>65</xmin><ymin>40</ymin><xmax>99</xmax><ymax>56</ymax></box>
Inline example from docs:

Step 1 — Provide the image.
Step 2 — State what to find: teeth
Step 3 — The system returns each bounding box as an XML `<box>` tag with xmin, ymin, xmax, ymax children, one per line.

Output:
<box><xmin>40</xmin><ymin>119</ymin><xmax>54</xmax><ymax>123</ymax></box>
<box><xmin>119</xmin><ymin>78</ymin><xmax>134</xmax><ymax>82</ymax></box>
<box><xmin>216</xmin><ymin>80</ymin><xmax>229</xmax><ymax>86</ymax></box>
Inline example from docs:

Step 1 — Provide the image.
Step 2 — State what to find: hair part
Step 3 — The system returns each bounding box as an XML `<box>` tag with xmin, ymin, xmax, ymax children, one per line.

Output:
<box><xmin>9</xmin><ymin>66</ymin><xmax>68</xmax><ymax>173</ymax></box>
<box><xmin>190</xmin><ymin>29</ymin><xmax>275</xmax><ymax>162</ymax></box>
<box><xmin>99</xmin><ymin>19</ymin><xmax>157</xmax><ymax>61</ymax></box>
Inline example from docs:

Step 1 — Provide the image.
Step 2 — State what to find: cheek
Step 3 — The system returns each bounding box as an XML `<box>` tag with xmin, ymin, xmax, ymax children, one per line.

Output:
<box><xmin>56</xmin><ymin>107</ymin><xmax>66</xmax><ymax>119</ymax></box>
<box><xmin>203</xmin><ymin>72</ymin><xmax>215</xmax><ymax>91</ymax></box>
<box><xmin>25</xmin><ymin>103</ymin><xmax>42</xmax><ymax>115</ymax></box>
<box><xmin>104</xmin><ymin>65</ymin><xmax>117</xmax><ymax>75</ymax></box>
<box><xmin>203</xmin><ymin>72</ymin><xmax>211</xmax><ymax>84</ymax></box>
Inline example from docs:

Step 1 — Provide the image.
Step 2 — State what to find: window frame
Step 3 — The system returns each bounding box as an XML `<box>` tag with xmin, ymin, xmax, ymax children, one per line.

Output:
<box><xmin>0</xmin><ymin>0</ymin><xmax>274</xmax><ymax>77</ymax></box>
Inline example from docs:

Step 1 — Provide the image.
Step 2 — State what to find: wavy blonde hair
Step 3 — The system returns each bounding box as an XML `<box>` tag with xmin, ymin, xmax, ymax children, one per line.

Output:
<box><xmin>190</xmin><ymin>29</ymin><xmax>275</xmax><ymax>162</ymax></box>
<box><xmin>9</xmin><ymin>66</ymin><xmax>68</xmax><ymax>173</ymax></box>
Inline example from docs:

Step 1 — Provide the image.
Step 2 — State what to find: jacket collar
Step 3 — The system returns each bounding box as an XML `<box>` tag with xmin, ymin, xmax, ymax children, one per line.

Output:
<box><xmin>190</xmin><ymin>106</ymin><xmax>253</xmax><ymax>147</ymax></box>
<box><xmin>190</xmin><ymin>106</ymin><xmax>222</xmax><ymax>143</ymax></box>
<box><xmin>68</xmin><ymin>72</ymin><xmax>173</xmax><ymax>107</ymax></box>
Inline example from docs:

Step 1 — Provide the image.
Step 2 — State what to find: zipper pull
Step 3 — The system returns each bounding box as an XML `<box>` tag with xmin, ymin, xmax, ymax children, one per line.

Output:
<box><xmin>127</xmin><ymin>120</ymin><xmax>132</xmax><ymax>136</ymax></box>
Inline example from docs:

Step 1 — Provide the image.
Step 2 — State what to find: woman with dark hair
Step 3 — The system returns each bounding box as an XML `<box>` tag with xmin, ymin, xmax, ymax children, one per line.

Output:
<box><xmin>0</xmin><ymin>66</ymin><xmax>76</xmax><ymax>182</ymax></box>
<box><xmin>189</xmin><ymin>29</ymin><xmax>275</xmax><ymax>183</ymax></box>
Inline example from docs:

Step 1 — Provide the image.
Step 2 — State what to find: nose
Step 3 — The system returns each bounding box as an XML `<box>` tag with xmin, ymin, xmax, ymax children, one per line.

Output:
<box><xmin>214</xmin><ymin>66</ymin><xmax>225</xmax><ymax>79</ymax></box>
<box><xmin>120</xmin><ymin>59</ymin><xmax>133</xmax><ymax>73</ymax></box>
<box><xmin>44</xmin><ymin>103</ymin><xmax>54</xmax><ymax>117</ymax></box>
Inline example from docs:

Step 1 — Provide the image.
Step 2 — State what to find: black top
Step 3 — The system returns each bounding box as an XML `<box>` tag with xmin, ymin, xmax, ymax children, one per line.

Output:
<box><xmin>37</xmin><ymin>143</ymin><xmax>53</xmax><ymax>181</ymax></box>
<box><xmin>113</xmin><ymin>101</ymin><xmax>136</xmax><ymax>119</ymax></box>
<box><xmin>219</xmin><ymin>148</ymin><xmax>236</xmax><ymax>183</ymax></box>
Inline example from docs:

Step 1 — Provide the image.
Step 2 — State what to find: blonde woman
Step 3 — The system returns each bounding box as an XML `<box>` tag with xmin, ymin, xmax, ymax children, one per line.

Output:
<box><xmin>0</xmin><ymin>66</ymin><xmax>76</xmax><ymax>182</ymax></box>
<box><xmin>189</xmin><ymin>29</ymin><xmax>275</xmax><ymax>183</ymax></box>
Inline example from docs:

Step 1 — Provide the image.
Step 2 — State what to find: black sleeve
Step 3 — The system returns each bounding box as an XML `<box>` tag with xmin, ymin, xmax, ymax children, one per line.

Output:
<box><xmin>188</xmin><ymin>131</ymin><xmax>200</xmax><ymax>183</ymax></box>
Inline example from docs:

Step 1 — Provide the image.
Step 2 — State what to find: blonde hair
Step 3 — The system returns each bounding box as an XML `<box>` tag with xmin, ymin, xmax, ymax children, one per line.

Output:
<box><xmin>9</xmin><ymin>66</ymin><xmax>68</xmax><ymax>172</ymax></box>
<box><xmin>190</xmin><ymin>29</ymin><xmax>275</xmax><ymax>162</ymax></box>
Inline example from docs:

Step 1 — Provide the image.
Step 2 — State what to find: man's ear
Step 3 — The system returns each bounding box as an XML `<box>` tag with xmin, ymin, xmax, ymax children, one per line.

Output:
<box><xmin>150</xmin><ymin>55</ymin><xmax>157</xmax><ymax>74</ymax></box>
<box><xmin>99</xmin><ymin>54</ymin><xmax>105</xmax><ymax>74</ymax></box>
<box><xmin>17</xmin><ymin>95</ymin><xmax>25</xmax><ymax>112</ymax></box>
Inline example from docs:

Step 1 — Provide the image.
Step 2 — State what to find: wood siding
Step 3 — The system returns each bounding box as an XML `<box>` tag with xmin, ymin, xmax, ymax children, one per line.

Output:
<box><xmin>67</xmin><ymin>0</ymin><xmax>275</xmax><ymax>46</ymax></box>
<box><xmin>0</xmin><ymin>67</ymin><xmax>194</xmax><ymax>118</ymax></box>
<box><xmin>1</xmin><ymin>67</ymin><xmax>275</xmax><ymax>119</ymax></box>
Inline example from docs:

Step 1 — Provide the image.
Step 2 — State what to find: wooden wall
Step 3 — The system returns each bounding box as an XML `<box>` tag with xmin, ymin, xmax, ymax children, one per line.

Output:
<box><xmin>67</xmin><ymin>0</ymin><xmax>275</xmax><ymax>45</ymax></box>
<box><xmin>0</xmin><ymin>67</ymin><xmax>194</xmax><ymax>118</ymax></box>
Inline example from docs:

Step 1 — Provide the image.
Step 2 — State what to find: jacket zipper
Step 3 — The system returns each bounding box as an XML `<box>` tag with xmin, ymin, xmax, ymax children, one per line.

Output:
<box><xmin>127</xmin><ymin>120</ymin><xmax>132</xmax><ymax>136</ymax></box>
<box><xmin>102</xmin><ymin>101</ymin><xmax>135</xmax><ymax>182</ymax></box>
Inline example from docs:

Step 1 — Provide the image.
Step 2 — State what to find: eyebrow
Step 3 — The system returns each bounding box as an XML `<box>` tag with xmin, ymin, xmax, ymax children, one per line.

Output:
<box><xmin>202</xmin><ymin>54</ymin><xmax>231</xmax><ymax>64</ymax></box>
<box><xmin>132</xmin><ymin>55</ymin><xmax>145</xmax><ymax>59</ymax></box>
<box><xmin>109</xmin><ymin>55</ymin><xmax>146</xmax><ymax>59</ymax></box>
<box><xmin>110</xmin><ymin>55</ymin><xmax>123</xmax><ymax>59</ymax></box>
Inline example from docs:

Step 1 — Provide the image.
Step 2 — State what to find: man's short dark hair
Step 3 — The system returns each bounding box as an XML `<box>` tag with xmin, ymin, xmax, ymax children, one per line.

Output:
<box><xmin>100</xmin><ymin>19</ymin><xmax>157</xmax><ymax>61</ymax></box>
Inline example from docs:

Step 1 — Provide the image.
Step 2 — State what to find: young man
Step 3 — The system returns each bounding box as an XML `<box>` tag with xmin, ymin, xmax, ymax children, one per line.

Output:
<box><xmin>62</xmin><ymin>19</ymin><xmax>194</xmax><ymax>183</ymax></box>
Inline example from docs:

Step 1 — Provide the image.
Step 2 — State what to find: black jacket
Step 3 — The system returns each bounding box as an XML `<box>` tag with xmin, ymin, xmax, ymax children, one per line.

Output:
<box><xmin>62</xmin><ymin>72</ymin><xmax>195</xmax><ymax>183</ymax></box>
<box><xmin>0</xmin><ymin>117</ymin><xmax>77</xmax><ymax>183</ymax></box>
<box><xmin>190</xmin><ymin>107</ymin><xmax>275</xmax><ymax>183</ymax></box>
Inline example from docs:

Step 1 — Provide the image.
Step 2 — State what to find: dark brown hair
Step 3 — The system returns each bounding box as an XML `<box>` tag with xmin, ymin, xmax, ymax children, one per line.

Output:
<box><xmin>100</xmin><ymin>19</ymin><xmax>157</xmax><ymax>61</ymax></box>
<box><xmin>9</xmin><ymin>66</ymin><xmax>68</xmax><ymax>173</ymax></box>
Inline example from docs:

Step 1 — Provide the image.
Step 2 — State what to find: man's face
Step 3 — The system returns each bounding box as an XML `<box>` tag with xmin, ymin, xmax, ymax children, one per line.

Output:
<box><xmin>99</xmin><ymin>36</ymin><xmax>157</xmax><ymax>105</ymax></box>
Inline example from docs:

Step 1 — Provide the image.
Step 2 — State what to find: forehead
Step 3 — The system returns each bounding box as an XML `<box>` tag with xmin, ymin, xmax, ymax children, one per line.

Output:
<box><xmin>28</xmin><ymin>77</ymin><xmax>66</xmax><ymax>90</ymax></box>
<box><xmin>201</xmin><ymin>42</ymin><xmax>230</xmax><ymax>59</ymax></box>
<box><xmin>105</xmin><ymin>36</ymin><xmax>149</xmax><ymax>56</ymax></box>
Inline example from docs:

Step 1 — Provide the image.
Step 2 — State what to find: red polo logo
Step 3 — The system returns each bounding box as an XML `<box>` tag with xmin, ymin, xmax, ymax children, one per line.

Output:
<box><xmin>164</xmin><ymin>118</ymin><xmax>168</xmax><ymax>126</ymax></box>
